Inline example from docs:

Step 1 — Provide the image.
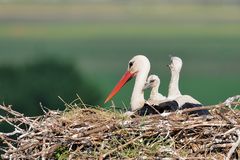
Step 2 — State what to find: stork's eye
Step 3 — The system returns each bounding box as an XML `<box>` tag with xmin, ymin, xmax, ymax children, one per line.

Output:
<box><xmin>129</xmin><ymin>61</ymin><xmax>134</xmax><ymax>68</ymax></box>
<box><xmin>150</xmin><ymin>80</ymin><xmax>155</xmax><ymax>83</ymax></box>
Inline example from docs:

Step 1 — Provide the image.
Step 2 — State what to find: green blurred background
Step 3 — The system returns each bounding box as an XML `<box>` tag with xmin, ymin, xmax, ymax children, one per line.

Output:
<box><xmin>0</xmin><ymin>0</ymin><xmax>239</xmax><ymax>118</ymax></box>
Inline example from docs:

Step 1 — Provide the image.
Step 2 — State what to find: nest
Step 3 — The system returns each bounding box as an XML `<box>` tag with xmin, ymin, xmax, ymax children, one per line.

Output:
<box><xmin>0</xmin><ymin>96</ymin><xmax>240</xmax><ymax>160</ymax></box>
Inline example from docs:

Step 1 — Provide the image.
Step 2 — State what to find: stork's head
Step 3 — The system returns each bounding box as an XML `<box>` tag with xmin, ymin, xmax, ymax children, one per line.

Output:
<box><xmin>168</xmin><ymin>56</ymin><xmax>182</xmax><ymax>73</ymax></box>
<box><xmin>127</xmin><ymin>55</ymin><xmax>150</xmax><ymax>75</ymax></box>
<box><xmin>104</xmin><ymin>55</ymin><xmax>150</xmax><ymax>103</ymax></box>
<box><xmin>143</xmin><ymin>75</ymin><xmax>160</xmax><ymax>90</ymax></box>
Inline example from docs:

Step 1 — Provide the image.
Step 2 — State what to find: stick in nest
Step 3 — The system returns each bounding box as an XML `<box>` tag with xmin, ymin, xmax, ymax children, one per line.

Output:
<box><xmin>226</xmin><ymin>129</ymin><xmax>240</xmax><ymax>160</ymax></box>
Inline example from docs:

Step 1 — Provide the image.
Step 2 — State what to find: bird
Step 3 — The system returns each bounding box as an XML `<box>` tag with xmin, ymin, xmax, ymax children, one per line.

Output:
<box><xmin>143</xmin><ymin>74</ymin><xmax>166</xmax><ymax>105</ymax></box>
<box><xmin>167</xmin><ymin>56</ymin><xmax>210</xmax><ymax>116</ymax></box>
<box><xmin>104</xmin><ymin>55</ymin><xmax>178</xmax><ymax>116</ymax></box>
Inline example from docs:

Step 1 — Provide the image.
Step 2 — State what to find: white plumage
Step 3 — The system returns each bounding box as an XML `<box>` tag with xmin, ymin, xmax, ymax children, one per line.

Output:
<box><xmin>167</xmin><ymin>56</ymin><xmax>202</xmax><ymax>107</ymax></box>
<box><xmin>143</xmin><ymin>75</ymin><xmax>166</xmax><ymax>105</ymax></box>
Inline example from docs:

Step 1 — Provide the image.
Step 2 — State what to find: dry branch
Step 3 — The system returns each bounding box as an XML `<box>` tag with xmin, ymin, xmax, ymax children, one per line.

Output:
<box><xmin>226</xmin><ymin>129</ymin><xmax>240</xmax><ymax>160</ymax></box>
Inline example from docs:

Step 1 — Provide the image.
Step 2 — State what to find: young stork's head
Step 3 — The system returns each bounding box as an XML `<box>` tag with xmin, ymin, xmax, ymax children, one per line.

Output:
<box><xmin>168</xmin><ymin>56</ymin><xmax>182</xmax><ymax>73</ymax></box>
<box><xmin>143</xmin><ymin>75</ymin><xmax>160</xmax><ymax>90</ymax></box>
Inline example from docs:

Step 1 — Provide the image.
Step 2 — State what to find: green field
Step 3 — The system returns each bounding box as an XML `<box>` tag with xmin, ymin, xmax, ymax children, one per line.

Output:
<box><xmin>0</xmin><ymin>2</ymin><xmax>239</xmax><ymax>109</ymax></box>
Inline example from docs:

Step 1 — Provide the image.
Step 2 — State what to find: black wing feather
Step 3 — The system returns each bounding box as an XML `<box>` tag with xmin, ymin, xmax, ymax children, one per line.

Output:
<box><xmin>137</xmin><ymin>101</ymin><xmax>178</xmax><ymax>116</ymax></box>
<box><xmin>181</xmin><ymin>103</ymin><xmax>210</xmax><ymax>116</ymax></box>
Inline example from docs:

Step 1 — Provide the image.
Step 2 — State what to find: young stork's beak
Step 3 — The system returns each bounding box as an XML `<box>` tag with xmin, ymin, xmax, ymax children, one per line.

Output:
<box><xmin>142</xmin><ymin>82</ymin><xmax>151</xmax><ymax>90</ymax></box>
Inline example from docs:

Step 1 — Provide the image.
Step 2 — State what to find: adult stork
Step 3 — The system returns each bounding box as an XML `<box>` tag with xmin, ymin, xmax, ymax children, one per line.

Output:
<box><xmin>167</xmin><ymin>56</ymin><xmax>210</xmax><ymax>116</ymax></box>
<box><xmin>104</xmin><ymin>55</ymin><xmax>178</xmax><ymax>116</ymax></box>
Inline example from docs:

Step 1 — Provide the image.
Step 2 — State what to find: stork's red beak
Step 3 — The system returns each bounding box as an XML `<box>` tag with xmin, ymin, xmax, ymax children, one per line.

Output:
<box><xmin>104</xmin><ymin>71</ymin><xmax>134</xmax><ymax>103</ymax></box>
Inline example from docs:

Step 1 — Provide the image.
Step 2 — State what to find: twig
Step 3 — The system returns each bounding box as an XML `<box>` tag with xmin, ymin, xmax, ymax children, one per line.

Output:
<box><xmin>6</xmin><ymin>140</ymin><xmax>39</xmax><ymax>154</ymax></box>
<box><xmin>71</xmin><ymin>122</ymin><xmax>117</xmax><ymax>139</ymax></box>
<box><xmin>0</xmin><ymin>105</ymin><xmax>24</xmax><ymax>117</ymax></box>
<box><xmin>185</xmin><ymin>123</ymin><xmax>234</xmax><ymax>129</ymax></box>
<box><xmin>76</xmin><ymin>94</ymin><xmax>87</xmax><ymax>108</ymax></box>
<box><xmin>0</xmin><ymin>135</ymin><xmax>16</xmax><ymax>150</ymax></box>
<box><xmin>0</xmin><ymin>129</ymin><xmax>21</xmax><ymax>136</ymax></box>
<box><xmin>179</xmin><ymin>102</ymin><xmax>240</xmax><ymax>115</ymax></box>
<box><xmin>216</xmin><ymin>111</ymin><xmax>237</xmax><ymax>125</ymax></box>
<box><xmin>41</xmin><ymin>138</ymin><xmax>46</xmax><ymax>160</ymax></box>
<box><xmin>223</xmin><ymin>127</ymin><xmax>238</xmax><ymax>136</ymax></box>
<box><xmin>58</xmin><ymin>96</ymin><xmax>72</xmax><ymax>108</ymax></box>
<box><xmin>0</xmin><ymin>115</ymin><xmax>25</xmax><ymax>133</ymax></box>
<box><xmin>224</xmin><ymin>95</ymin><xmax>240</xmax><ymax>107</ymax></box>
<box><xmin>226</xmin><ymin>129</ymin><xmax>240</xmax><ymax>160</ymax></box>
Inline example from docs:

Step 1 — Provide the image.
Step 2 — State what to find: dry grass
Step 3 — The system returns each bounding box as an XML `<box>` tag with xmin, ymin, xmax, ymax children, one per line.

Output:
<box><xmin>0</xmin><ymin>96</ymin><xmax>240</xmax><ymax>160</ymax></box>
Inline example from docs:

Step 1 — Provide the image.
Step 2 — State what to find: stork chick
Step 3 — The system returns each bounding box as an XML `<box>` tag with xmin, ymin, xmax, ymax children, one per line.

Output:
<box><xmin>143</xmin><ymin>75</ymin><xmax>166</xmax><ymax>105</ymax></box>
<box><xmin>167</xmin><ymin>56</ymin><xmax>210</xmax><ymax>116</ymax></box>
